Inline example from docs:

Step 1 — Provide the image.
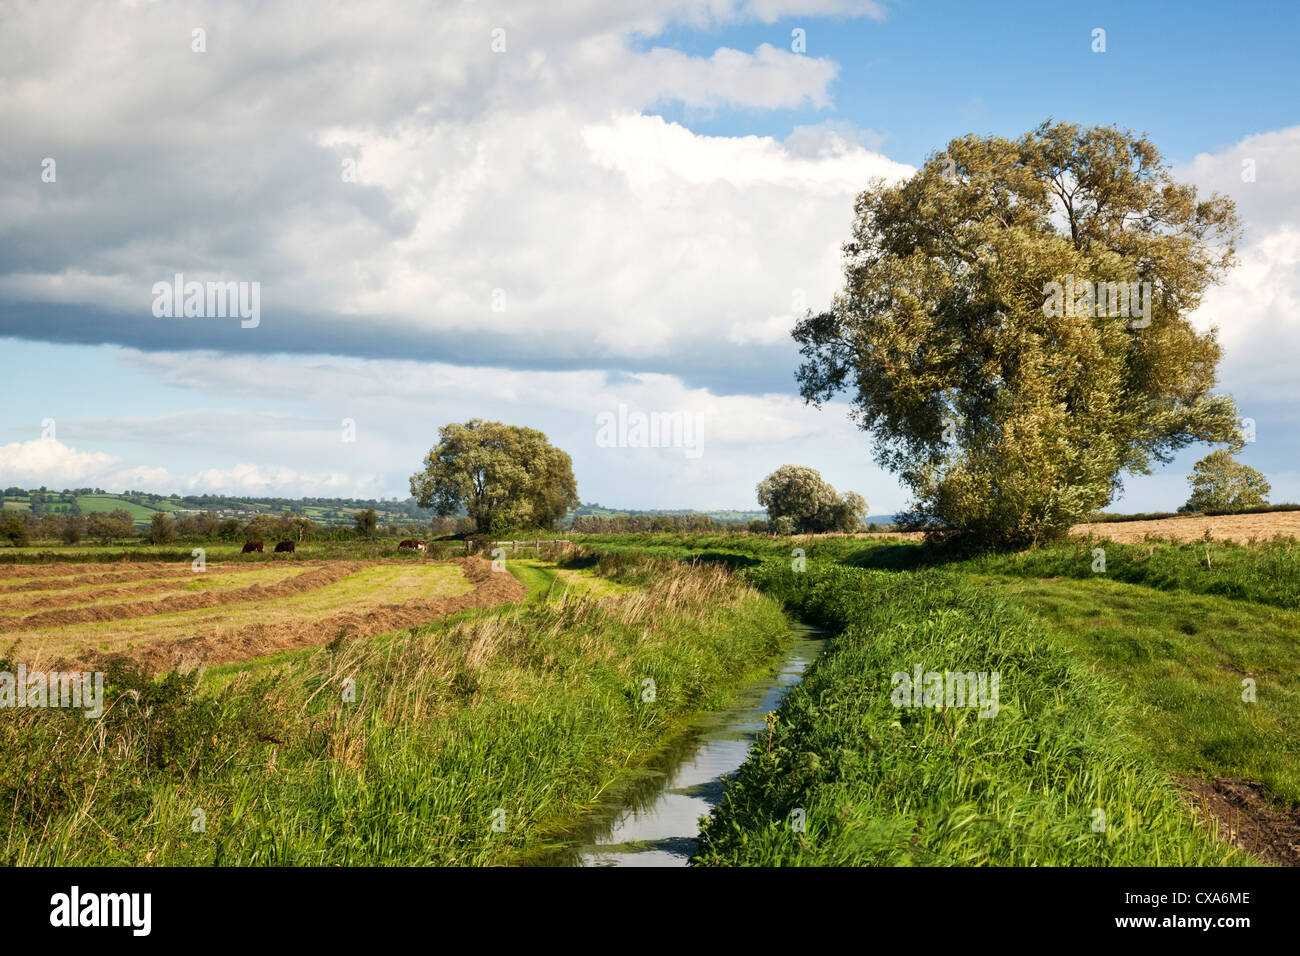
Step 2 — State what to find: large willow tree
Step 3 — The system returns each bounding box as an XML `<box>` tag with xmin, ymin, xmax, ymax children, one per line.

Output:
<box><xmin>794</xmin><ymin>121</ymin><xmax>1244</xmax><ymax>546</ymax></box>
<box><xmin>410</xmin><ymin>419</ymin><xmax>579</xmax><ymax>535</ymax></box>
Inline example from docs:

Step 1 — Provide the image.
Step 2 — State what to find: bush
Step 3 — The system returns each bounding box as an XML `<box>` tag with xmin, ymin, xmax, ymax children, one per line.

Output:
<box><xmin>0</xmin><ymin>515</ymin><xmax>29</xmax><ymax>547</ymax></box>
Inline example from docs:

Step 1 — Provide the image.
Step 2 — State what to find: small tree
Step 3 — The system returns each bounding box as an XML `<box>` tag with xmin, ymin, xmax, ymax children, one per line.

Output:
<box><xmin>61</xmin><ymin>515</ymin><xmax>85</xmax><ymax>544</ymax></box>
<box><xmin>1184</xmin><ymin>448</ymin><xmax>1270</xmax><ymax>512</ymax></box>
<box><xmin>354</xmin><ymin>509</ymin><xmax>378</xmax><ymax>539</ymax></box>
<box><xmin>410</xmin><ymin>420</ymin><xmax>579</xmax><ymax>535</ymax></box>
<box><xmin>0</xmin><ymin>515</ymin><xmax>29</xmax><ymax>547</ymax></box>
<box><xmin>757</xmin><ymin>465</ymin><xmax>868</xmax><ymax>534</ymax></box>
<box><xmin>147</xmin><ymin>512</ymin><xmax>176</xmax><ymax>544</ymax></box>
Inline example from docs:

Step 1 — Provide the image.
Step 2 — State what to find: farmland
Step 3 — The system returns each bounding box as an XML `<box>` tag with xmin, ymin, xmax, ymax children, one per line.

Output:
<box><xmin>0</xmin><ymin>544</ymin><xmax>793</xmax><ymax>865</ymax></box>
<box><xmin>1</xmin><ymin>524</ymin><xmax>1297</xmax><ymax>867</ymax></box>
<box><xmin>565</xmin><ymin>531</ymin><xmax>1299</xmax><ymax>866</ymax></box>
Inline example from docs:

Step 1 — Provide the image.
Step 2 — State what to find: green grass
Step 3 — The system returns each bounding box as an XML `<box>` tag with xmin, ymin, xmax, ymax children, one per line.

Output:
<box><xmin>0</xmin><ymin>558</ymin><xmax>791</xmax><ymax>865</ymax></box>
<box><xmin>76</xmin><ymin>495</ymin><xmax>162</xmax><ymax>520</ymax></box>
<box><xmin>691</xmin><ymin>563</ymin><xmax>1249</xmax><ymax>866</ymax></box>
<box><xmin>959</xmin><ymin>537</ymin><xmax>1300</xmax><ymax>611</ymax></box>
<box><xmin>980</xmin><ymin>574</ymin><xmax>1300</xmax><ymax>804</ymax></box>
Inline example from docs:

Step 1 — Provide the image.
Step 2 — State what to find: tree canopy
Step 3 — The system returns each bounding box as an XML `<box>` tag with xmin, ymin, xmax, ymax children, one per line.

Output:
<box><xmin>756</xmin><ymin>464</ymin><xmax>867</xmax><ymax>534</ymax></box>
<box><xmin>1184</xmin><ymin>448</ymin><xmax>1270</xmax><ymax>513</ymax></box>
<box><xmin>409</xmin><ymin>420</ymin><xmax>579</xmax><ymax>535</ymax></box>
<box><xmin>793</xmin><ymin>120</ymin><xmax>1243</xmax><ymax>546</ymax></box>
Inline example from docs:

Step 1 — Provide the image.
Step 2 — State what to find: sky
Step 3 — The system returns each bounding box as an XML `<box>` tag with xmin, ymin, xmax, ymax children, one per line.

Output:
<box><xmin>1</xmin><ymin>0</ymin><xmax>1296</xmax><ymax>514</ymax></box>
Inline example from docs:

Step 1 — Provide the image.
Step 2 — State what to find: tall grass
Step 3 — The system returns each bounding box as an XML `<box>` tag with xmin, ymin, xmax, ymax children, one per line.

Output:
<box><xmin>960</xmin><ymin>537</ymin><xmax>1300</xmax><ymax>610</ymax></box>
<box><xmin>691</xmin><ymin>562</ymin><xmax>1250</xmax><ymax>866</ymax></box>
<box><xmin>578</xmin><ymin>532</ymin><xmax>1300</xmax><ymax>611</ymax></box>
<box><xmin>0</xmin><ymin>559</ymin><xmax>790</xmax><ymax>865</ymax></box>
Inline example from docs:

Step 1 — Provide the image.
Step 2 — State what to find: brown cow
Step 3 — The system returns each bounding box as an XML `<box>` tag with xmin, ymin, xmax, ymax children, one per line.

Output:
<box><xmin>417</xmin><ymin>540</ymin><xmax>428</xmax><ymax>552</ymax></box>
<box><xmin>274</xmin><ymin>541</ymin><xmax>295</xmax><ymax>553</ymax></box>
<box><xmin>398</xmin><ymin>539</ymin><xmax>418</xmax><ymax>550</ymax></box>
<box><xmin>242</xmin><ymin>541</ymin><xmax>264</xmax><ymax>553</ymax></box>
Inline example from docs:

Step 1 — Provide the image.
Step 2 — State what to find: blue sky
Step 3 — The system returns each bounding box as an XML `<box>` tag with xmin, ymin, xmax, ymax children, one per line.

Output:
<box><xmin>1</xmin><ymin>0</ymin><xmax>1295</xmax><ymax>514</ymax></box>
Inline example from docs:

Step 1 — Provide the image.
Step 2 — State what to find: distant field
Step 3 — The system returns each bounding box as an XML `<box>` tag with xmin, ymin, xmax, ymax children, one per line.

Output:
<box><xmin>832</xmin><ymin>509</ymin><xmax>1300</xmax><ymax>544</ymax></box>
<box><xmin>1070</xmin><ymin>511</ymin><xmax>1300</xmax><ymax>543</ymax></box>
<box><xmin>0</xmin><ymin>556</ymin><xmax>524</xmax><ymax>672</ymax></box>
<box><xmin>76</xmin><ymin>495</ymin><xmax>161</xmax><ymax>519</ymax></box>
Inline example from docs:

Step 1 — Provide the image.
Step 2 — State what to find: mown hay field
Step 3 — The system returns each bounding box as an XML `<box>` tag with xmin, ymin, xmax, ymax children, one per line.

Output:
<box><xmin>1069</xmin><ymin>510</ymin><xmax>1300</xmax><ymax>544</ymax></box>
<box><xmin>0</xmin><ymin>556</ymin><xmax>527</xmax><ymax>673</ymax></box>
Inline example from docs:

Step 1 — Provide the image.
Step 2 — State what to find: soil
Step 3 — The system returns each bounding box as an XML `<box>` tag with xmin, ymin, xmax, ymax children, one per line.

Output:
<box><xmin>1180</xmin><ymin>775</ymin><xmax>1300</xmax><ymax>866</ymax></box>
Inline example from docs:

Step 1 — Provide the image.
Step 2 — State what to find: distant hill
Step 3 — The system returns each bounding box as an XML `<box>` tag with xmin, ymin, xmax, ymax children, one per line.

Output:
<box><xmin>567</xmin><ymin>502</ymin><xmax>769</xmax><ymax>525</ymax></box>
<box><xmin>0</xmin><ymin>487</ymin><xmax>437</xmax><ymax>529</ymax></box>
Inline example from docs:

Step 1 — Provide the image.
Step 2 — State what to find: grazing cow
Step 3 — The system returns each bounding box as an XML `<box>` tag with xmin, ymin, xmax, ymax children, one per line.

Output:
<box><xmin>398</xmin><ymin>539</ymin><xmax>418</xmax><ymax>550</ymax></box>
<box><xmin>416</xmin><ymin>540</ymin><xmax>429</xmax><ymax>552</ymax></box>
<box><xmin>274</xmin><ymin>540</ymin><xmax>295</xmax><ymax>553</ymax></box>
<box><xmin>242</xmin><ymin>541</ymin><xmax>264</xmax><ymax>553</ymax></box>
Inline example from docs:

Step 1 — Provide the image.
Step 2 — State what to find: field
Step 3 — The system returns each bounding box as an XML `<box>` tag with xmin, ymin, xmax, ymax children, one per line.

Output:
<box><xmin>0</xmin><ymin>544</ymin><xmax>796</xmax><ymax>864</ymax></box>
<box><xmin>1069</xmin><ymin>510</ymin><xmax>1300</xmax><ymax>543</ymax></box>
<box><xmin>1</xmin><ymin>526</ymin><xmax>1296</xmax><ymax>867</ymax></box>
<box><xmin>565</xmin><ymin>532</ymin><xmax>1299</xmax><ymax>866</ymax></box>
<box><xmin>0</xmin><ymin>556</ymin><xmax>524</xmax><ymax>673</ymax></box>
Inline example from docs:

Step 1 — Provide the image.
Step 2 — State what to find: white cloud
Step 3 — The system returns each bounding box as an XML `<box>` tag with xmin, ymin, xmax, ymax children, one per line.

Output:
<box><xmin>1179</xmin><ymin>127</ymin><xmax>1300</xmax><ymax>403</ymax></box>
<box><xmin>0</xmin><ymin>440</ymin><xmax>121</xmax><ymax>487</ymax></box>
<box><xmin>0</xmin><ymin>1</ymin><xmax>903</xmax><ymax>378</ymax></box>
<box><xmin>0</xmin><ymin>437</ymin><xmax>386</xmax><ymax>499</ymax></box>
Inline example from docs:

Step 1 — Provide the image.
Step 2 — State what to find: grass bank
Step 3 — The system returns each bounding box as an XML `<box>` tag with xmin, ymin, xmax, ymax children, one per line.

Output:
<box><xmin>691</xmin><ymin>562</ymin><xmax>1249</xmax><ymax>866</ymax></box>
<box><xmin>981</xmin><ymin>574</ymin><xmax>1300</xmax><ymax>805</ymax></box>
<box><xmin>0</xmin><ymin>556</ymin><xmax>790</xmax><ymax>865</ymax></box>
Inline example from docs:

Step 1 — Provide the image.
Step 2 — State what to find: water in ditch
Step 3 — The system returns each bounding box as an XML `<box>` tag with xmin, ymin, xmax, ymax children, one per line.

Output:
<box><xmin>529</xmin><ymin>623</ymin><xmax>827</xmax><ymax>867</ymax></box>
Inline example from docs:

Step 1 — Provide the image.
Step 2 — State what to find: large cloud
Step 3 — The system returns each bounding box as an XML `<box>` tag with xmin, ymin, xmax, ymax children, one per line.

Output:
<box><xmin>1179</xmin><ymin>126</ymin><xmax>1300</xmax><ymax>405</ymax></box>
<box><xmin>0</xmin><ymin>0</ymin><xmax>902</xmax><ymax>393</ymax></box>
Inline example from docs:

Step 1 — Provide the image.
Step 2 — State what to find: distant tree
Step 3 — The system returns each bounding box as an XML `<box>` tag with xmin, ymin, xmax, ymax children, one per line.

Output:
<box><xmin>410</xmin><ymin>420</ymin><xmax>579</xmax><ymax>535</ymax></box>
<box><xmin>217</xmin><ymin>517</ymin><xmax>243</xmax><ymax>540</ymax></box>
<box><xmin>746</xmin><ymin>519</ymin><xmax>769</xmax><ymax>534</ymax></box>
<box><xmin>793</xmin><ymin>121</ymin><xmax>1243</xmax><ymax>547</ymax></box>
<box><xmin>86</xmin><ymin>513</ymin><xmax>113</xmax><ymax>544</ymax></box>
<box><xmin>196</xmin><ymin>512</ymin><xmax>220</xmax><ymax>537</ymax></box>
<box><xmin>0</xmin><ymin>514</ymin><xmax>29</xmax><ymax>547</ymax></box>
<box><xmin>147</xmin><ymin>512</ymin><xmax>176</xmax><ymax>544</ymax></box>
<box><xmin>244</xmin><ymin>514</ymin><xmax>280</xmax><ymax>542</ymax></box>
<box><xmin>88</xmin><ymin>509</ymin><xmax>136</xmax><ymax>541</ymax></box>
<box><xmin>1184</xmin><ymin>448</ymin><xmax>1270</xmax><ymax>513</ymax></box>
<box><xmin>40</xmin><ymin>513</ymin><xmax>63</xmax><ymax>540</ymax></box>
<box><xmin>757</xmin><ymin>465</ymin><xmax>868</xmax><ymax>534</ymax></box>
<box><xmin>61</xmin><ymin>514</ymin><xmax>85</xmax><ymax>544</ymax></box>
<box><xmin>354</xmin><ymin>509</ymin><xmax>378</xmax><ymax>539</ymax></box>
<box><xmin>276</xmin><ymin>510</ymin><xmax>314</xmax><ymax>541</ymax></box>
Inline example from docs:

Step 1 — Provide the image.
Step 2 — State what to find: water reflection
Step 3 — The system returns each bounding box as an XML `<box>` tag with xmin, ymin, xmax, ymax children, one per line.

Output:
<box><xmin>528</xmin><ymin>625</ymin><xmax>826</xmax><ymax>867</ymax></box>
